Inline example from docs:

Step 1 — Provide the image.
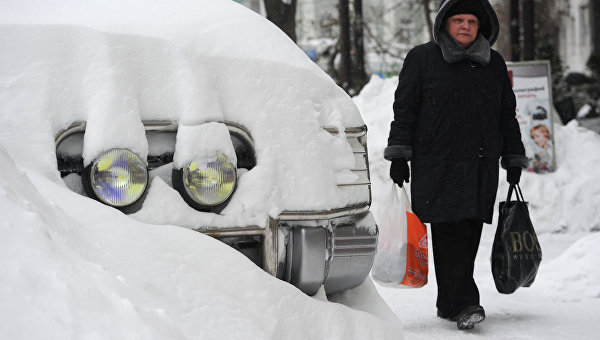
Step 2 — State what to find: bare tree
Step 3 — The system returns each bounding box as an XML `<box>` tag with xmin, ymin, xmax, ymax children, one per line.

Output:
<box><xmin>423</xmin><ymin>0</ymin><xmax>434</xmax><ymax>41</ymax></box>
<box><xmin>264</xmin><ymin>0</ymin><xmax>298</xmax><ymax>42</ymax></box>
<box><xmin>352</xmin><ymin>0</ymin><xmax>369</xmax><ymax>92</ymax></box>
<box><xmin>510</xmin><ymin>0</ymin><xmax>520</xmax><ymax>61</ymax></box>
<box><xmin>339</xmin><ymin>0</ymin><xmax>353</xmax><ymax>92</ymax></box>
<box><xmin>592</xmin><ymin>0</ymin><xmax>600</xmax><ymax>55</ymax></box>
<box><xmin>522</xmin><ymin>0</ymin><xmax>535</xmax><ymax>60</ymax></box>
<box><xmin>311</xmin><ymin>0</ymin><xmax>432</xmax><ymax>93</ymax></box>
<box><xmin>315</xmin><ymin>0</ymin><xmax>368</xmax><ymax>94</ymax></box>
<box><xmin>363</xmin><ymin>0</ymin><xmax>425</xmax><ymax>67</ymax></box>
<box><xmin>589</xmin><ymin>0</ymin><xmax>600</xmax><ymax>79</ymax></box>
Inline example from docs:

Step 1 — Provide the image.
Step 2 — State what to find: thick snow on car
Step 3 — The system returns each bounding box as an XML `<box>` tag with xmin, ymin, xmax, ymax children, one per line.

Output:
<box><xmin>0</xmin><ymin>0</ymin><xmax>377</xmax><ymax>295</ymax></box>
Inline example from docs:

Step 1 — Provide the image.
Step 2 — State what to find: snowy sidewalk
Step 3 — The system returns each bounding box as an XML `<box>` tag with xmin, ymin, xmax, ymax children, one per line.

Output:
<box><xmin>376</xmin><ymin>226</ymin><xmax>600</xmax><ymax>339</ymax></box>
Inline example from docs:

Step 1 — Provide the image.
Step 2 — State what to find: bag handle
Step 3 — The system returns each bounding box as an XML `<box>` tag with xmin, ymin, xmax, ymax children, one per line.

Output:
<box><xmin>401</xmin><ymin>185</ymin><xmax>409</xmax><ymax>200</ymax></box>
<box><xmin>393</xmin><ymin>184</ymin><xmax>412</xmax><ymax>207</ymax></box>
<box><xmin>506</xmin><ymin>183</ymin><xmax>526</xmax><ymax>203</ymax></box>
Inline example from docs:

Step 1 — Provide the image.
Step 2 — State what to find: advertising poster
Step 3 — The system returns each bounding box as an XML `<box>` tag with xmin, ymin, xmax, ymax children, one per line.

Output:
<box><xmin>507</xmin><ymin>61</ymin><xmax>556</xmax><ymax>173</ymax></box>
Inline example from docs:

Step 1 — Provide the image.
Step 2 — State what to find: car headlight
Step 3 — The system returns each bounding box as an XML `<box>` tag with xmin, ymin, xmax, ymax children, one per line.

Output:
<box><xmin>173</xmin><ymin>153</ymin><xmax>237</xmax><ymax>212</ymax></box>
<box><xmin>82</xmin><ymin>148</ymin><xmax>148</xmax><ymax>209</ymax></box>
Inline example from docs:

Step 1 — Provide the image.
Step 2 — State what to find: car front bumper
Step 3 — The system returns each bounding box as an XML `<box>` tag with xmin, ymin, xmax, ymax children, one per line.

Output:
<box><xmin>202</xmin><ymin>205</ymin><xmax>378</xmax><ymax>296</ymax></box>
<box><xmin>55</xmin><ymin>121</ymin><xmax>378</xmax><ymax>295</ymax></box>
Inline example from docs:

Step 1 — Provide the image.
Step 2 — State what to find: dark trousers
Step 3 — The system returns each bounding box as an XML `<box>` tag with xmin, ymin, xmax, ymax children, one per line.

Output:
<box><xmin>431</xmin><ymin>220</ymin><xmax>483</xmax><ymax>318</ymax></box>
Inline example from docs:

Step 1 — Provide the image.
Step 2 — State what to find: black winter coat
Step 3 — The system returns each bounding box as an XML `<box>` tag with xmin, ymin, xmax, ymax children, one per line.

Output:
<box><xmin>386</xmin><ymin>42</ymin><xmax>525</xmax><ymax>224</ymax></box>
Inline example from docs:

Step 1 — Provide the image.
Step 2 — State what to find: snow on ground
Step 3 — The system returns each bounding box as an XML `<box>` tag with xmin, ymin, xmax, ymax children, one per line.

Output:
<box><xmin>1</xmin><ymin>63</ymin><xmax>599</xmax><ymax>339</ymax></box>
<box><xmin>0</xmin><ymin>143</ymin><xmax>403</xmax><ymax>339</ymax></box>
<box><xmin>354</xmin><ymin>75</ymin><xmax>600</xmax><ymax>339</ymax></box>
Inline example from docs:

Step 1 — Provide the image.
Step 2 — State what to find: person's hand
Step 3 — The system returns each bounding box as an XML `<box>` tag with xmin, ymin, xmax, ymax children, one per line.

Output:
<box><xmin>507</xmin><ymin>167</ymin><xmax>522</xmax><ymax>185</ymax></box>
<box><xmin>390</xmin><ymin>159</ymin><xmax>410</xmax><ymax>187</ymax></box>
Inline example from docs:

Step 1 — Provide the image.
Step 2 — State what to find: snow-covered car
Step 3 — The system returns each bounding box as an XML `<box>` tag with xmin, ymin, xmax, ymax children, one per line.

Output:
<box><xmin>0</xmin><ymin>0</ymin><xmax>377</xmax><ymax>295</ymax></box>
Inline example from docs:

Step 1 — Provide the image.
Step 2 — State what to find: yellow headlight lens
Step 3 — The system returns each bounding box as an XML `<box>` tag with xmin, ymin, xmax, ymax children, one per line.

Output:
<box><xmin>90</xmin><ymin>149</ymin><xmax>148</xmax><ymax>207</ymax></box>
<box><xmin>183</xmin><ymin>154</ymin><xmax>236</xmax><ymax>206</ymax></box>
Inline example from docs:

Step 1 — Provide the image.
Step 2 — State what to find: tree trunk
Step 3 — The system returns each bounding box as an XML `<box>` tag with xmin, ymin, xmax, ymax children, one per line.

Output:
<box><xmin>510</xmin><ymin>0</ymin><xmax>521</xmax><ymax>61</ymax></box>
<box><xmin>263</xmin><ymin>0</ymin><xmax>298</xmax><ymax>42</ymax></box>
<box><xmin>588</xmin><ymin>0</ymin><xmax>600</xmax><ymax>79</ymax></box>
<box><xmin>592</xmin><ymin>0</ymin><xmax>600</xmax><ymax>54</ymax></box>
<box><xmin>339</xmin><ymin>0</ymin><xmax>353</xmax><ymax>92</ymax></box>
<box><xmin>352</xmin><ymin>0</ymin><xmax>368</xmax><ymax>92</ymax></box>
<box><xmin>423</xmin><ymin>0</ymin><xmax>433</xmax><ymax>41</ymax></box>
<box><xmin>522</xmin><ymin>0</ymin><xmax>535</xmax><ymax>60</ymax></box>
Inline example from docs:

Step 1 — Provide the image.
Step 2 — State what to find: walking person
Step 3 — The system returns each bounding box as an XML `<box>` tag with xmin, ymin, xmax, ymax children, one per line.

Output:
<box><xmin>384</xmin><ymin>0</ymin><xmax>528</xmax><ymax>330</ymax></box>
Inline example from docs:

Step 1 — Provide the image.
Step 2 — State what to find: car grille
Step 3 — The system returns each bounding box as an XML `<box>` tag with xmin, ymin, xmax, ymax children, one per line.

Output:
<box><xmin>325</xmin><ymin>126</ymin><xmax>372</xmax><ymax>208</ymax></box>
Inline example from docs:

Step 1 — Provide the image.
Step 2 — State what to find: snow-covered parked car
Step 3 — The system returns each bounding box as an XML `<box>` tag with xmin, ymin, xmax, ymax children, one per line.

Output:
<box><xmin>0</xmin><ymin>0</ymin><xmax>377</xmax><ymax>295</ymax></box>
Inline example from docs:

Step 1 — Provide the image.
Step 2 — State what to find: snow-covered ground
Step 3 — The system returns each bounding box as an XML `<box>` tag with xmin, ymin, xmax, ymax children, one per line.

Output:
<box><xmin>3</xmin><ymin>73</ymin><xmax>598</xmax><ymax>339</ymax></box>
<box><xmin>355</xmin><ymin>75</ymin><xmax>600</xmax><ymax>339</ymax></box>
<box><xmin>0</xmin><ymin>143</ymin><xmax>405</xmax><ymax>339</ymax></box>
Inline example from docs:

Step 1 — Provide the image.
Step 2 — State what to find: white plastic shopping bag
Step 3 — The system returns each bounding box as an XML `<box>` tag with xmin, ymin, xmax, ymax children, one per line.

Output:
<box><xmin>371</xmin><ymin>184</ymin><xmax>428</xmax><ymax>287</ymax></box>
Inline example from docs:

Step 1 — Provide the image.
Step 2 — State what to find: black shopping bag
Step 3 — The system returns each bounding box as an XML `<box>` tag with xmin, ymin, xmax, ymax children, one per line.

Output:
<box><xmin>491</xmin><ymin>184</ymin><xmax>542</xmax><ymax>294</ymax></box>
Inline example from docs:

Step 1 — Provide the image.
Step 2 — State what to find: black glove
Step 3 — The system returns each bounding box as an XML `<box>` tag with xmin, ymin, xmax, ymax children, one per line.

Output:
<box><xmin>390</xmin><ymin>159</ymin><xmax>410</xmax><ymax>187</ymax></box>
<box><xmin>507</xmin><ymin>167</ymin><xmax>522</xmax><ymax>185</ymax></box>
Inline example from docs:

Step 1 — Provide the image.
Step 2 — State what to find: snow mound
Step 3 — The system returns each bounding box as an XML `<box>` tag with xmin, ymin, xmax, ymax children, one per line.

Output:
<box><xmin>0</xmin><ymin>0</ymin><xmax>368</xmax><ymax>230</ymax></box>
<box><xmin>0</xmin><ymin>143</ymin><xmax>403</xmax><ymax>339</ymax></box>
<box><xmin>536</xmin><ymin>232</ymin><xmax>600</xmax><ymax>301</ymax></box>
<box><xmin>513</xmin><ymin>120</ymin><xmax>600</xmax><ymax>233</ymax></box>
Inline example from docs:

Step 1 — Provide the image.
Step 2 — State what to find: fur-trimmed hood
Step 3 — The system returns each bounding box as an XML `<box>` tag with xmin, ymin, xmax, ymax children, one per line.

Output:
<box><xmin>434</xmin><ymin>0</ymin><xmax>499</xmax><ymax>46</ymax></box>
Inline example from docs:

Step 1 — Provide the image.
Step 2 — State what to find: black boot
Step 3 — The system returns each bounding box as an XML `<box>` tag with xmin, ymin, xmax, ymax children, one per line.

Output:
<box><xmin>437</xmin><ymin>309</ymin><xmax>457</xmax><ymax>321</ymax></box>
<box><xmin>455</xmin><ymin>305</ymin><xmax>485</xmax><ymax>330</ymax></box>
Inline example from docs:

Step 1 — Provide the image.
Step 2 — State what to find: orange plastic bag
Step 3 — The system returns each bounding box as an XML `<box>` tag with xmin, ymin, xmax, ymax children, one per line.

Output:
<box><xmin>371</xmin><ymin>184</ymin><xmax>428</xmax><ymax>288</ymax></box>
